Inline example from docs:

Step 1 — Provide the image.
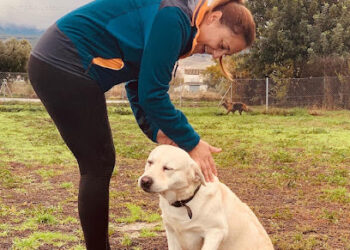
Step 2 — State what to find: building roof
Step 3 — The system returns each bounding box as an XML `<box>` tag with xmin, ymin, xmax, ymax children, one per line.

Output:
<box><xmin>178</xmin><ymin>54</ymin><xmax>216</xmax><ymax>70</ymax></box>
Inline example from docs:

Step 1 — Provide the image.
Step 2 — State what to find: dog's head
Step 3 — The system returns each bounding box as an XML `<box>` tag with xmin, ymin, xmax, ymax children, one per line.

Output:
<box><xmin>242</xmin><ymin>103</ymin><xmax>250</xmax><ymax>112</ymax></box>
<box><xmin>138</xmin><ymin>145</ymin><xmax>205</xmax><ymax>194</ymax></box>
<box><xmin>222</xmin><ymin>99</ymin><xmax>230</xmax><ymax>105</ymax></box>
<box><xmin>222</xmin><ymin>99</ymin><xmax>231</xmax><ymax>109</ymax></box>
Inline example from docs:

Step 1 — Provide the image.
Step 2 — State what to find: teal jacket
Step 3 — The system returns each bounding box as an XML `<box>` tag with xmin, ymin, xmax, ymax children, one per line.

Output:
<box><xmin>53</xmin><ymin>0</ymin><xmax>212</xmax><ymax>151</ymax></box>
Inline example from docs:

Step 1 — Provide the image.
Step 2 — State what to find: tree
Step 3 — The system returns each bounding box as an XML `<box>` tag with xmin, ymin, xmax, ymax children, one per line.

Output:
<box><xmin>0</xmin><ymin>38</ymin><xmax>32</xmax><ymax>72</ymax></box>
<box><xmin>202</xmin><ymin>55</ymin><xmax>251</xmax><ymax>90</ymax></box>
<box><xmin>244</xmin><ymin>0</ymin><xmax>350</xmax><ymax>78</ymax></box>
<box><xmin>201</xmin><ymin>0</ymin><xmax>350</xmax><ymax>107</ymax></box>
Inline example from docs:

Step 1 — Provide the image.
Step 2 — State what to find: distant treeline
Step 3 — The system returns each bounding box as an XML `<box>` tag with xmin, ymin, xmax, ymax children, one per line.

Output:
<box><xmin>0</xmin><ymin>35</ymin><xmax>39</xmax><ymax>47</ymax></box>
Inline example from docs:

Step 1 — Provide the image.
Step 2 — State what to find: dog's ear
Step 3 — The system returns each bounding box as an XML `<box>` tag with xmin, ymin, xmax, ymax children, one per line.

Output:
<box><xmin>190</xmin><ymin>160</ymin><xmax>206</xmax><ymax>186</ymax></box>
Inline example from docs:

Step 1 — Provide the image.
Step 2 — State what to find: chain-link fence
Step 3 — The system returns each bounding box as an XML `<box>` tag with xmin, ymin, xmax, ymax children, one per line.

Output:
<box><xmin>217</xmin><ymin>76</ymin><xmax>350</xmax><ymax>109</ymax></box>
<box><xmin>0</xmin><ymin>72</ymin><xmax>32</xmax><ymax>98</ymax></box>
<box><xmin>2</xmin><ymin>72</ymin><xmax>350</xmax><ymax>109</ymax></box>
<box><xmin>0</xmin><ymin>72</ymin><xmax>129</xmax><ymax>100</ymax></box>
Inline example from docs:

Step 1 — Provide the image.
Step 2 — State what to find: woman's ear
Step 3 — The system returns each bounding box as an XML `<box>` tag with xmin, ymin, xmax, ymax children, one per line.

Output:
<box><xmin>206</xmin><ymin>10</ymin><xmax>223</xmax><ymax>25</ymax></box>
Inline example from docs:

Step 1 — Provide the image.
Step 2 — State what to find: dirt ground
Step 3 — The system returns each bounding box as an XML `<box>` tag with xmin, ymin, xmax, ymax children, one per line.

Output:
<box><xmin>1</xmin><ymin>159</ymin><xmax>350</xmax><ymax>249</ymax></box>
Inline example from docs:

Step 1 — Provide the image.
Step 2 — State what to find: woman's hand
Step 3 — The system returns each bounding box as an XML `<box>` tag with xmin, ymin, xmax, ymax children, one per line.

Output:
<box><xmin>189</xmin><ymin>140</ymin><xmax>221</xmax><ymax>182</ymax></box>
<box><xmin>156</xmin><ymin>130</ymin><xmax>177</xmax><ymax>146</ymax></box>
<box><xmin>156</xmin><ymin>132</ymin><xmax>221</xmax><ymax>182</ymax></box>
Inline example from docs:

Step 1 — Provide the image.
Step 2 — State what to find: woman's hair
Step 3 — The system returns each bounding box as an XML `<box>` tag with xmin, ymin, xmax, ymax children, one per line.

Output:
<box><xmin>213</xmin><ymin>0</ymin><xmax>255</xmax><ymax>47</ymax></box>
<box><xmin>212</xmin><ymin>0</ymin><xmax>256</xmax><ymax>80</ymax></box>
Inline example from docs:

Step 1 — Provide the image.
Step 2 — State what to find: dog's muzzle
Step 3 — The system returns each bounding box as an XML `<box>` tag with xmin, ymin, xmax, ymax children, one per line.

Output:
<box><xmin>140</xmin><ymin>176</ymin><xmax>153</xmax><ymax>192</ymax></box>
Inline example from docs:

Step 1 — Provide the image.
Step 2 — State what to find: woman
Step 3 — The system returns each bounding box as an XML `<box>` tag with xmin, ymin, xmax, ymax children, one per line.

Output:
<box><xmin>28</xmin><ymin>0</ymin><xmax>255</xmax><ymax>248</ymax></box>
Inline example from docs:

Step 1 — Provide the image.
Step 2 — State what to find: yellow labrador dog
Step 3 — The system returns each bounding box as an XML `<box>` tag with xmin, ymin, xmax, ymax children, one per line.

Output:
<box><xmin>138</xmin><ymin>145</ymin><xmax>274</xmax><ymax>250</ymax></box>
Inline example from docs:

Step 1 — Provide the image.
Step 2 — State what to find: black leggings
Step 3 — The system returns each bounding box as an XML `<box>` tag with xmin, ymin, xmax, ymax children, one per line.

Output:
<box><xmin>28</xmin><ymin>55</ymin><xmax>115</xmax><ymax>250</ymax></box>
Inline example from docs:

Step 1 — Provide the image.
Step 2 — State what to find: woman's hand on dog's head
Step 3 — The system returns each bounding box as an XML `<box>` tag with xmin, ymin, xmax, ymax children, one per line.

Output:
<box><xmin>189</xmin><ymin>140</ymin><xmax>221</xmax><ymax>182</ymax></box>
<box><xmin>156</xmin><ymin>131</ymin><xmax>221</xmax><ymax>182</ymax></box>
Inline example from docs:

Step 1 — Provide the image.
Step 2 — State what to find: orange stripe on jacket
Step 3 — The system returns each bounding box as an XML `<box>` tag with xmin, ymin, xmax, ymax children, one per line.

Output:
<box><xmin>92</xmin><ymin>57</ymin><xmax>124</xmax><ymax>70</ymax></box>
<box><xmin>181</xmin><ymin>0</ymin><xmax>209</xmax><ymax>59</ymax></box>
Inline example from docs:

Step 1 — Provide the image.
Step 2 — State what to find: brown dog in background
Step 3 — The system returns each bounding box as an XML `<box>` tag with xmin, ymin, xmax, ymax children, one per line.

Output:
<box><xmin>222</xmin><ymin>100</ymin><xmax>249</xmax><ymax>115</ymax></box>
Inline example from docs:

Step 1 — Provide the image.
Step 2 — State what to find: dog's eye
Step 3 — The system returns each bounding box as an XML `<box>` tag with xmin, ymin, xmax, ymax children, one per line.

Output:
<box><xmin>163</xmin><ymin>166</ymin><xmax>173</xmax><ymax>171</ymax></box>
<box><xmin>147</xmin><ymin>160</ymin><xmax>153</xmax><ymax>165</ymax></box>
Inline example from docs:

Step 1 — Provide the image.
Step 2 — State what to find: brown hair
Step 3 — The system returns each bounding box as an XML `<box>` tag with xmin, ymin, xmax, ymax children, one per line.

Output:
<box><xmin>212</xmin><ymin>0</ymin><xmax>256</xmax><ymax>80</ymax></box>
<box><xmin>214</xmin><ymin>0</ymin><xmax>255</xmax><ymax>47</ymax></box>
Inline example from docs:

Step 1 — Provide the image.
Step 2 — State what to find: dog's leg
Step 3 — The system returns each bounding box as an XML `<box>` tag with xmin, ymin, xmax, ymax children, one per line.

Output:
<box><xmin>165</xmin><ymin>224</ymin><xmax>182</xmax><ymax>250</ymax></box>
<box><xmin>201</xmin><ymin>230</ymin><xmax>225</xmax><ymax>250</ymax></box>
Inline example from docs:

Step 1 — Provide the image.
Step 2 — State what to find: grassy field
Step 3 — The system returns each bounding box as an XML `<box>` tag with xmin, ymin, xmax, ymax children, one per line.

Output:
<box><xmin>0</xmin><ymin>102</ymin><xmax>350</xmax><ymax>249</ymax></box>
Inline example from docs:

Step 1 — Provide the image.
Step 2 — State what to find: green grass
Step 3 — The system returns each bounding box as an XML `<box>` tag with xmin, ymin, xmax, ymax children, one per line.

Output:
<box><xmin>2</xmin><ymin>103</ymin><xmax>350</xmax><ymax>170</ymax></box>
<box><xmin>121</xmin><ymin>234</ymin><xmax>132</xmax><ymax>247</ymax></box>
<box><xmin>61</xmin><ymin>216</ymin><xmax>79</xmax><ymax>225</ymax></box>
<box><xmin>139</xmin><ymin>228</ymin><xmax>157</xmax><ymax>238</ymax></box>
<box><xmin>0</xmin><ymin>223</ymin><xmax>10</xmax><ymax>237</ymax></box>
<box><xmin>13</xmin><ymin>205</ymin><xmax>61</xmax><ymax>232</ymax></box>
<box><xmin>116</xmin><ymin>203</ymin><xmax>161</xmax><ymax>223</ymax></box>
<box><xmin>317</xmin><ymin>169</ymin><xmax>349</xmax><ymax>186</ymax></box>
<box><xmin>322</xmin><ymin>187</ymin><xmax>350</xmax><ymax>203</ymax></box>
<box><xmin>0</xmin><ymin>104</ymin><xmax>75</xmax><ymax>166</ymax></box>
<box><xmin>0</xmin><ymin>168</ymin><xmax>21</xmax><ymax>188</ymax></box>
<box><xmin>272</xmin><ymin>208</ymin><xmax>293</xmax><ymax>220</ymax></box>
<box><xmin>35</xmin><ymin>168</ymin><xmax>61</xmax><ymax>180</ymax></box>
<box><xmin>12</xmin><ymin>232</ymin><xmax>78</xmax><ymax>249</ymax></box>
<box><xmin>320</xmin><ymin>209</ymin><xmax>339</xmax><ymax>224</ymax></box>
<box><xmin>60</xmin><ymin>182</ymin><xmax>74</xmax><ymax>189</ymax></box>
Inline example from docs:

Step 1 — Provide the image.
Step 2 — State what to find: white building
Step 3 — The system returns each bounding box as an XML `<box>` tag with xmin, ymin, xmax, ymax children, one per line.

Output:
<box><xmin>174</xmin><ymin>54</ymin><xmax>215</xmax><ymax>93</ymax></box>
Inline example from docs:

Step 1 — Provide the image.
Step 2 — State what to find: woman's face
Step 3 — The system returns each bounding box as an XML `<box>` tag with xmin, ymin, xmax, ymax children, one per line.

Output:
<box><xmin>195</xmin><ymin>11</ymin><xmax>247</xmax><ymax>59</ymax></box>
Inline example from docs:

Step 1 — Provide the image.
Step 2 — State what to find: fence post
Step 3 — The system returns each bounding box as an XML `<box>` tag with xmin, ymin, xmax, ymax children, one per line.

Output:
<box><xmin>323</xmin><ymin>76</ymin><xmax>326</xmax><ymax>109</ymax></box>
<box><xmin>180</xmin><ymin>82</ymin><xmax>183</xmax><ymax>108</ymax></box>
<box><xmin>0</xmin><ymin>79</ymin><xmax>13</xmax><ymax>98</ymax></box>
<box><xmin>230</xmin><ymin>82</ymin><xmax>233</xmax><ymax>101</ymax></box>
<box><xmin>266</xmin><ymin>77</ymin><xmax>269</xmax><ymax>111</ymax></box>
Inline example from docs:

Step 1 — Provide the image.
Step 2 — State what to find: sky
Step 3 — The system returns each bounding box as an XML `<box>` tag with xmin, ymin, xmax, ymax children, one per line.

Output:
<box><xmin>0</xmin><ymin>0</ymin><xmax>92</xmax><ymax>30</ymax></box>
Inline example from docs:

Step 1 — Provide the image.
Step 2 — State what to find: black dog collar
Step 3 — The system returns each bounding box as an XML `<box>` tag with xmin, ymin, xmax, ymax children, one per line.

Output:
<box><xmin>171</xmin><ymin>185</ymin><xmax>201</xmax><ymax>219</ymax></box>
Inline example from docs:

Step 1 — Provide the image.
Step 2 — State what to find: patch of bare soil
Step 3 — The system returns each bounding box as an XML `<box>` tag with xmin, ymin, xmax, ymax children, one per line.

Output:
<box><xmin>1</xmin><ymin>160</ymin><xmax>349</xmax><ymax>249</ymax></box>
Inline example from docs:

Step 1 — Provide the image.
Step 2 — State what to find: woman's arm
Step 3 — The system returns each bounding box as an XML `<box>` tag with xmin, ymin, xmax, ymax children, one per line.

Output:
<box><xmin>138</xmin><ymin>7</ymin><xmax>221</xmax><ymax>181</ymax></box>
<box><xmin>138</xmin><ymin>7</ymin><xmax>200</xmax><ymax>152</ymax></box>
<box><xmin>125</xmin><ymin>80</ymin><xmax>159</xmax><ymax>142</ymax></box>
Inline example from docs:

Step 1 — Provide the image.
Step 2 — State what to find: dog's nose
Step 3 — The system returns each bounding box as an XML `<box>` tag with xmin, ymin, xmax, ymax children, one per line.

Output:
<box><xmin>140</xmin><ymin>176</ymin><xmax>153</xmax><ymax>191</ymax></box>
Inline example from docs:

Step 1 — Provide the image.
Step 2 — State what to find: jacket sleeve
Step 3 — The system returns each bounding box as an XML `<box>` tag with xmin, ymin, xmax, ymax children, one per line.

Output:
<box><xmin>125</xmin><ymin>80</ymin><xmax>159</xmax><ymax>142</ymax></box>
<box><xmin>138</xmin><ymin>7</ymin><xmax>200</xmax><ymax>152</ymax></box>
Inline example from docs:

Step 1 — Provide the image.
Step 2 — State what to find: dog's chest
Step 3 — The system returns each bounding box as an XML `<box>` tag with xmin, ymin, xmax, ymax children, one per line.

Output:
<box><xmin>166</xmin><ymin>219</ymin><xmax>204</xmax><ymax>250</ymax></box>
<box><xmin>177</xmin><ymin>231</ymin><xmax>203</xmax><ymax>250</ymax></box>
<box><xmin>162</xmin><ymin>204</ymin><xmax>209</xmax><ymax>250</ymax></box>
